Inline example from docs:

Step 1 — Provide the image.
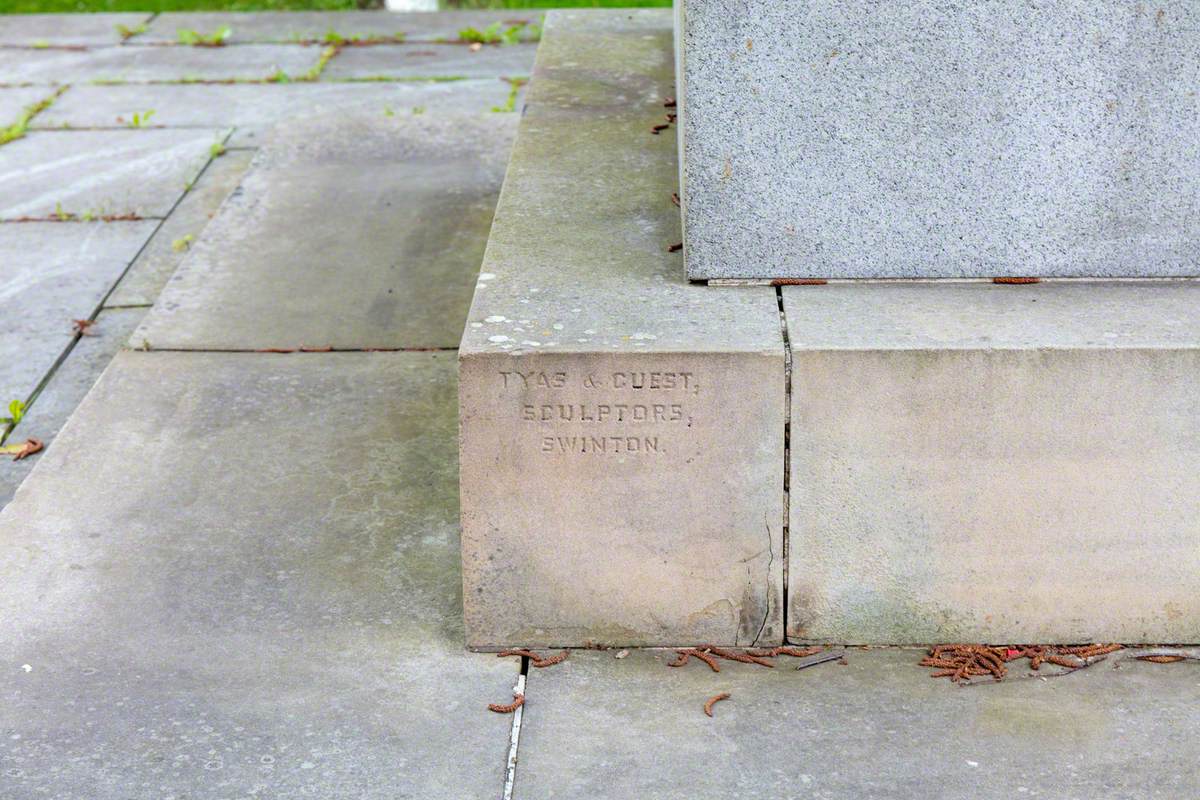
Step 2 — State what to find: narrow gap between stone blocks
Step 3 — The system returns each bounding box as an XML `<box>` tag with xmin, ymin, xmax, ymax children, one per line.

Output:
<box><xmin>775</xmin><ymin>285</ymin><xmax>792</xmax><ymax>641</ymax></box>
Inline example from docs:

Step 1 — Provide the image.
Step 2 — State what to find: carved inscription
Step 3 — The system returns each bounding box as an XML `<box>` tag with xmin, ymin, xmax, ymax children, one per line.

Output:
<box><xmin>498</xmin><ymin>369</ymin><xmax>700</xmax><ymax>456</ymax></box>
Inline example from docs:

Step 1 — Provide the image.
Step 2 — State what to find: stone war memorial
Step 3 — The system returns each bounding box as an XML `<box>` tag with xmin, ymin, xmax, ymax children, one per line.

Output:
<box><xmin>460</xmin><ymin>3</ymin><xmax>1200</xmax><ymax>649</ymax></box>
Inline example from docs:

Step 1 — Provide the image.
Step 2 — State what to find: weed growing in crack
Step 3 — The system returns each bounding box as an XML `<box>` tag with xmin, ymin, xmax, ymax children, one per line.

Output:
<box><xmin>177</xmin><ymin>26</ymin><xmax>232</xmax><ymax>47</ymax></box>
<box><xmin>122</xmin><ymin>110</ymin><xmax>156</xmax><ymax>128</ymax></box>
<box><xmin>491</xmin><ymin>77</ymin><xmax>527</xmax><ymax>113</ymax></box>
<box><xmin>1</xmin><ymin>399</ymin><xmax>25</xmax><ymax>427</ymax></box>
<box><xmin>298</xmin><ymin>45</ymin><xmax>339</xmax><ymax>82</ymax></box>
<box><xmin>0</xmin><ymin>87</ymin><xmax>67</xmax><ymax>147</ymax></box>
<box><xmin>459</xmin><ymin>21</ymin><xmax>526</xmax><ymax>46</ymax></box>
<box><xmin>116</xmin><ymin>22</ymin><xmax>147</xmax><ymax>41</ymax></box>
<box><xmin>172</xmin><ymin>234</ymin><xmax>195</xmax><ymax>252</ymax></box>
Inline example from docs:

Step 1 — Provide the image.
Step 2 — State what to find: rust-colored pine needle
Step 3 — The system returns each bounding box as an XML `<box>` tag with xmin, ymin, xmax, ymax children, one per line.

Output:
<box><xmin>488</xmin><ymin>693</ymin><xmax>525</xmax><ymax>714</ymax></box>
<box><xmin>1137</xmin><ymin>654</ymin><xmax>1191</xmax><ymax>664</ymax></box>
<box><xmin>701</xmin><ymin>645</ymin><xmax>774</xmax><ymax>667</ymax></box>
<box><xmin>669</xmin><ymin>648</ymin><xmax>721</xmax><ymax>672</ymax></box>
<box><xmin>497</xmin><ymin>649</ymin><xmax>568</xmax><ymax>668</ymax></box>
<box><xmin>651</xmin><ymin>123</ymin><xmax>670</xmax><ymax>134</ymax></box>
<box><xmin>531</xmin><ymin>650</ymin><xmax>568</xmax><ymax>668</ymax></box>
<box><xmin>71</xmin><ymin>318</ymin><xmax>97</xmax><ymax>336</ymax></box>
<box><xmin>749</xmin><ymin>646</ymin><xmax>821</xmax><ymax>659</ymax></box>
<box><xmin>703</xmin><ymin>692</ymin><xmax>730</xmax><ymax>717</ymax></box>
<box><xmin>920</xmin><ymin>644</ymin><xmax>1008</xmax><ymax>682</ymax></box>
<box><xmin>922</xmin><ymin>643</ymin><xmax>1124</xmax><ymax>682</ymax></box>
<box><xmin>667</xmin><ymin>242</ymin><xmax>683</xmax><ymax>253</ymax></box>
<box><xmin>663</xmin><ymin>97</ymin><xmax>676</xmax><ymax>108</ymax></box>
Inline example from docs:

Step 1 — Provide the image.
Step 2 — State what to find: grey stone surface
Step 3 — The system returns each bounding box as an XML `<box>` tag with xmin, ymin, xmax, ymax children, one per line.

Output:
<box><xmin>0</xmin><ymin>221</ymin><xmax>156</xmax><ymax>411</ymax></box>
<box><xmin>459</xmin><ymin>10</ymin><xmax>784</xmax><ymax>649</ymax></box>
<box><xmin>0</xmin><ymin>12</ymin><xmax>150</xmax><ymax>46</ymax></box>
<box><xmin>0</xmin><ymin>307</ymin><xmax>145</xmax><ymax>511</ymax></box>
<box><xmin>0</xmin><ymin>86</ymin><xmax>54</xmax><ymax>124</ymax></box>
<box><xmin>0</xmin><ymin>129</ymin><xmax>221</xmax><ymax>219</ymax></box>
<box><xmin>0</xmin><ymin>351</ymin><xmax>516</xmax><ymax>799</ymax></box>
<box><xmin>517</xmin><ymin>648</ymin><xmax>1200</xmax><ymax>798</ymax></box>
<box><xmin>0</xmin><ymin>44</ymin><xmax>322</xmax><ymax>84</ymax></box>
<box><xmin>134</xmin><ymin>112</ymin><xmax>515</xmax><ymax>350</ymax></box>
<box><xmin>784</xmin><ymin>282</ymin><xmax>1200</xmax><ymax>644</ymax></box>
<box><xmin>105</xmin><ymin>149</ymin><xmax>254</xmax><ymax>307</ymax></box>
<box><xmin>678</xmin><ymin>1</ymin><xmax>1200</xmax><ymax>279</ymax></box>
<box><xmin>323</xmin><ymin>41</ymin><xmax>535</xmax><ymax>80</ymax></box>
<box><xmin>139</xmin><ymin>10</ymin><xmax>542</xmax><ymax>44</ymax></box>
<box><xmin>35</xmin><ymin>80</ymin><xmax>518</xmax><ymax>147</ymax></box>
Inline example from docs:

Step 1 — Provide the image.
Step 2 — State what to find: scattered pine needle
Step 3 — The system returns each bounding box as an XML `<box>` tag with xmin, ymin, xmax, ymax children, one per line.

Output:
<box><xmin>921</xmin><ymin>643</ymin><xmax>1124</xmax><ymax>683</ymax></box>
<box><xmin>1136</xmin><ymin>654</ymin><xmax>1199</xmax><ymax>664</ymax></box>
<box><xmin>488</xmin><ymin>692</ymin><xmax>524</xmax><ymax>714</ymax></box>
<box><xmin>497</xmin><ymin>649</ymin><xmax>568</xmax><ymax>668</ymax></box>
<box><xmin>703</xmin><ymin>692</ymin><xmax>730</xmax><ymax>717</ymax></box>
<box><xmin>71</xmin><ymin>318</ymin><xmax>97</xmax><ymax>336</ymax></box>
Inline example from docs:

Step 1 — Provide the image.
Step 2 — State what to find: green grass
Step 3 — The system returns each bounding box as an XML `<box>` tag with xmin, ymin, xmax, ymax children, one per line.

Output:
<box><xmin>0</xmin><ymin>0</ymin><xmax>667</xmax><ymax>12</ymax></box>
<box><xmin>0</xmin><ymin>0</ymin><xmax>374</xmax><ymax>12</ymax></box>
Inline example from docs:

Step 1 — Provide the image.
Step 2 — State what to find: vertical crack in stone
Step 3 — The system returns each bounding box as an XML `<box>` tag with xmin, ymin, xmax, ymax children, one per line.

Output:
<box><xmin>751</xmin><ymin>519</ymin><xmax>775</xmax><ymax>646</ymax></box>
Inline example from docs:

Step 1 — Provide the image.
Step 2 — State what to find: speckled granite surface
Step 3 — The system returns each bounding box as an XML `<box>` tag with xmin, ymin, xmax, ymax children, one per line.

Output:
<box><xmin>678</xmin><ymin>1</ymin><xmax>1200</xmax><ymax>279</ymax></box>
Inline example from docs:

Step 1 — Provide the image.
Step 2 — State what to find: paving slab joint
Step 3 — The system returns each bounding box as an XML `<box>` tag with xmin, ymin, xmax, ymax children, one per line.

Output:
<box><xmin>775</xmin><ymin>285</ymin><xmax>792</xmax><ymax>641</ymax></box>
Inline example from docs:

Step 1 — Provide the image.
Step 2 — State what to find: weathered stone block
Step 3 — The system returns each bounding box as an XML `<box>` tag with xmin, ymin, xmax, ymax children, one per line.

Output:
<box><xmin>459</xmin><ymin>10</ymin><xmax>785</xmax><ymax>648</ymax></box>
<box><xmin>677</xmin><ymin>1</ymin><xmax>1200</xmax><ymax>279</ymax></box>
<box><xmin>785</xmin><ymin>282</ymin><xmax>1200</xmax><ymax>643</ymax></box>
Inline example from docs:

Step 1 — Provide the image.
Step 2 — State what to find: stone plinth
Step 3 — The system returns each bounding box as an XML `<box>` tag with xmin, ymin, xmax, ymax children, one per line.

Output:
<box><xmin>676</xmin><ymin>1</ymin><xmax>1200</xmax><ymax>280</ymax></box>
<box><xmin>459</xmin><ymin>10</ymin><xmax>785</xmax><ymax>649</ymax></box>
<box><xmin>785</xmin><ymin>282</ymin><xmax>1200</xmax><ymax>644</ymax></box>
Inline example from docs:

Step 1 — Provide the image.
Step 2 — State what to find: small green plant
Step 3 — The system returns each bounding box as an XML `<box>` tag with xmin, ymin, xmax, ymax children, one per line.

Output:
<box><xmin>267</xmin><ymin>68</ymin><xmax>292</xmax><ymax>84</ymax></box>
<box><xmin>491</xmin><ymin>77</ymin><xmax>527</xmax><ymax>113</ymax></box>
<box><xmin>411</xmin><ymin>106</ymin><xmax>426</xmax><ymax>115</ymax></box>
<box><xmin>209</xmin><ymin>141</ymin><xmax>227</xmax><ymax>157</ymax></box>
<box><xmin>458</xmin><ymin>21</ymin><xmax>525</xmax><ymax>46</ymax></box>
<box><xmin>54</xmin><ymin>202</ymin><xmax>71</xmax><ymax>221</ymax></box>
<box><xmin>383</xmin><ymin>106</ymin><xmax>394</xmax><ymax>117</ymax></box>
<box><xmin>177</xmin><ymin>26</ymin><xmax>231</xmax><ymax>47</ymax></box>
<box><xmin>295</xmin><ymin>45</ymin><xmax>339</xmax><ymax>82</ymax></box>
<box><xmin>0</xmin><ymin>88</ymin><xmax>66</xmax><ymax>148</ymax></box>
<box><xmin>1</xmin><ymin>399</ymin><xmax>26</xmax><ymax>427</ymax></box>
<box><xmin>322</xmin><ymin>29</ymin><xmax>347</xmax><ymax>45</ymax></box>
<box><xmin>124</xmin><ymin>110</ymin><xmax>155</xmax><ymax>128</ymax></box>
<box><xmin>116</xmin><ymin>22</ymin><xmax>147</xmax><ymax>41</ymax></box>
<box><xmin>32</xmin><ymin>39</ymin><xmax>50</xmax><ymax>49</ymax></box>
<box><xmin>172</xmin><ymin>234</ymin><xmax>195</xmax><ymax>252</ymax></box>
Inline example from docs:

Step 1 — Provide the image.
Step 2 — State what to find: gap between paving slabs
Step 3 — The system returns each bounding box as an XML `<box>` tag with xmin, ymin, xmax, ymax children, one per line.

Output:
<box><xmin>1</xmin><ymin>127</ymin><xmax>234</xmax><ymax>457</ymax></box>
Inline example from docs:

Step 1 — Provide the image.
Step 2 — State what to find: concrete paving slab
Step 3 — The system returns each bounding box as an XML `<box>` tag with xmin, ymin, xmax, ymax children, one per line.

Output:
<box><xmin>784</xmin><ymin>282</ymin><xmax>1200</xmax><ymax>644</ymax></box>
<box><xmin>139</xmin><ymin>10</ymin><xmax>542</xmax><ymax>44</ymax></box>
<box><xmin>134</xmin><ymin>112</ymin><xmax>515</xmax><ymax>350</ymax></box>
<box><xmin>458</xmin><ymin>10</ymin><xmax>784</xmax><ymax>648</ymax></box>
<box><xmin>0</xmin><ymin>220</ymin><xmax>156</xmax><ymax>411</ymax></box>
<box><xmin>0</xmin><ymin>13</ymin><xmax>150</xmax><ymax>46</ymax></box>
<box><xmin>0</xmin><ymin>44</ymin><xmax>322</xmax><ymax>85</ymax></box>
<box><xmin>323</xmin><ymin>42</ymin><xmax>535</xmax><ymax>80</ymax></box>
<box><xmin>35</xmin><ymin>79</ymin><xmax>517</xmax><ymax>146</ymax></box>
<box><xmin>0</xmin><ymin>307</ymin><xmax>144</xmax><ymax>510</ymax></box>
<box><xmin>0</xmin><ymin>86</ymin><xmax>54</xmax><ymax>123</ymax></box>
<box><xmin>0</xmin><ymin>129</ymin><xmax>222</xmax><ymax>219</ymax></box>
<box><xmin>516</xmin><ymin>648</ymin><xmax>1200</xmax><ymax>798</ymax></box>
<box><xmin>0</xmin><ymin>350</ymin><xmax>516</xmax><ymax>799</ymax></box>
<box><xmin>105</xmin><ymin>149</ymin><xmax>253</xmax><ymax>307</ymax></box>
